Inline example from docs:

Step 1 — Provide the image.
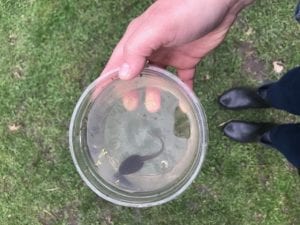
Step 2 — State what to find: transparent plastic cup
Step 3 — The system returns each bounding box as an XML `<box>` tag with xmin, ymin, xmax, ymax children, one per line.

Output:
<box><xmin>69</xmin><ymin>65</ymin><xmax>208</xmax><ymax>207</ymax></box>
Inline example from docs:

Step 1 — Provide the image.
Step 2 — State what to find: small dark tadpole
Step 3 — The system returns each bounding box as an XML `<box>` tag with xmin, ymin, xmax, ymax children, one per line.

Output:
<box><xmin>117</xmin><ymin>135</ymin><xmax>164</xmax><ymax>176</ymax></box>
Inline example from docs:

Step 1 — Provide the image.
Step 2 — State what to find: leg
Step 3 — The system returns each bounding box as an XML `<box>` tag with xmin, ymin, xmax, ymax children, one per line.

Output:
<box><xmin>295</xmin><ymin>0</ymin><xmax>300</xmax><ymax>23</ymax></box>
<box><xmin>269</xmin><ymin>123</ymin><xmax>300</xmax><ymax>169</ymax></box>
<box><xmin>261</xmin><ymin>66</ymin><xmax>300</xmax><ymax>115</ymax></box>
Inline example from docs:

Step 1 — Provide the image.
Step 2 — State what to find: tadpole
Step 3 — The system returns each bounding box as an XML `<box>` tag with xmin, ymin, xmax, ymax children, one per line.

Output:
<box><xmin>117</xmin><ymin>134</ymin><xmax>164</xmax><ymax>176</ymax></box>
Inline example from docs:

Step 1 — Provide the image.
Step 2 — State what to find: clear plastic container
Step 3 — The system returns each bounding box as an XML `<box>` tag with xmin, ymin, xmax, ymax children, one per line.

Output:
<box><xmin>69</xmin><ymin>65</ymin><xmax>208</xmax><ymax>207</ymax></box>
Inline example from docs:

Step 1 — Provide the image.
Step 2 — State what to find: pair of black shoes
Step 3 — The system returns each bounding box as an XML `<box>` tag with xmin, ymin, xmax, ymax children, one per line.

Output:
<box><xmin>218</xmin><ymin>85</ymin><xmax>275</xmax><ymax>147</ymax></box>
<box><xmin>219</xmin><ymin>86</ymin><xmax>300</xmax><ymax>175</ymax></box>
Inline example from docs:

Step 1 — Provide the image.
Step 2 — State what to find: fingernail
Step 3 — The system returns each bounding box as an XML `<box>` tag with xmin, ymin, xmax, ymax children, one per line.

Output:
<box><xmin>119</xmin><ymin>63</ymin><xmax>130</xmax><ymax>79</ymax></box>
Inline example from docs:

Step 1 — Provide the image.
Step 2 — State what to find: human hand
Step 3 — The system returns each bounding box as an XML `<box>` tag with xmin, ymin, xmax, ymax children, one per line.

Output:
<box><xmin>101</xmin><ymin>0</ymin><xmax>254</xmax><ymax>111</ymax></box>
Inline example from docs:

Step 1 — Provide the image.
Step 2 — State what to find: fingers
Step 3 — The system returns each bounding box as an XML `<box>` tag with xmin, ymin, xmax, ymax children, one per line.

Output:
<box><xmin>100</xmin><ymin>13</ymin><xmax>168</xmax><ymax>111</ymax></box>
<box><xmin>122</xmin><ymin>87</ymin><xmax>161</xmax><ymax>113</ymax></box>
<box><xmin>122</xmin><ymin>90</ymin><xmax>139</xmax><ymax>111</ymax></box>
<box><xmin>119</xmin><ymin>23</ymin><xmax>166</xmax><ymax>80</ymax></box>
<box><xmin>177</xmin><ymin>68</ymin><xmax>195</xmax><ymax>90</ymax></box>
<box><xmin>102</xmin><ymin>13</ymin><xmax>167</xmax><ymax>80</ymax></box>
<box><xmin>145</xmin><ymin>87</ymin><xmax>161</xmax><ymax>113</ymax></box>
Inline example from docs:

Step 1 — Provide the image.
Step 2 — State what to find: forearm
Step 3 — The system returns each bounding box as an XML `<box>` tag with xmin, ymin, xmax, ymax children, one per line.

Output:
<box><xmin>209</xmin><ymin>0</ymin><xmax>255</xmax><ymax>38</ymax></box>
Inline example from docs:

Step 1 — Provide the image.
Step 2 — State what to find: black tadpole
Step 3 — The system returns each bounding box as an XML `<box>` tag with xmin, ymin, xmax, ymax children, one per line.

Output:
<box><xmin>117</xmin><ymin>135</ymin><xmax>164</xmax><ymax>176</ymax></box>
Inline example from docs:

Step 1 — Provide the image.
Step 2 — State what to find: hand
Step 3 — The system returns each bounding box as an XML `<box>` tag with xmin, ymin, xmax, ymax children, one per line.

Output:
<box><xmin>100</xmin><ymin>0</ymin><xmax>254</xmax><ymax>111</ymax></box>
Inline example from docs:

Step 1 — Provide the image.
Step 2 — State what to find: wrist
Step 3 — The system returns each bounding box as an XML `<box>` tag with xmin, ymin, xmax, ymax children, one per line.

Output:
<box><xmin>226</xmin><ymin>0</ymin><xmax>255</xmax><ymax>16</ymax></box>
<box><xmin>227</xmin><ymin>0</ymin><xmax>255</xmax><ymax>5</ymax></box>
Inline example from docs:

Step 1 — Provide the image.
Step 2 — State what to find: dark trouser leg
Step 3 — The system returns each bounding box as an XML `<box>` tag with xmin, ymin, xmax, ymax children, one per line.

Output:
<box><xmin>260</xmin><ymin>67</ymin><xmax>300</xmax><ymax>170</ymax></box>
<box><xmin>261</xmin><ymin>66</ymin><xmax>300</xmax><ymax>115</ymax></box>
<box><xmin>269</xmin><ymin>123</ymin><xmax>300</xmax><ymax>169</ymax></box>
<box><xmin>295</xmin><ymin>0</ymin><xmax>300</xmax><ymax>23</ymax></box>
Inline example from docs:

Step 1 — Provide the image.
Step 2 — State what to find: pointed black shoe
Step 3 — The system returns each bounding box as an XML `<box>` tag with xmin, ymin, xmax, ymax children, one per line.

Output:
<box><xmin>218</xmin><ymin>87</ymin><xmax>271</xmax><ymax>110</ymax></box>
<box><xmin>222</xmin><ymin>120</ymin><xmax>277</xmax><ymax>144</ymax></box>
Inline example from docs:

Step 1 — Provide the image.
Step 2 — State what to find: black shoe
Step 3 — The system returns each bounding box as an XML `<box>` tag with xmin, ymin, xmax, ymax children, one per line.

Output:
<box><xmin>222</xmin><ymin>120</ymin><xmax>277</xmax><ymax>144</ymax></box>
<box><xmin>218</xmin><ymin>87</ymin><xmax>271</xmax><ymax>110</ymax></box>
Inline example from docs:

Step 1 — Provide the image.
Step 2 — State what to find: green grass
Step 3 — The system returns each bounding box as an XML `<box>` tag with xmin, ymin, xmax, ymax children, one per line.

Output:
<box><xmin>1</xmin><ymin>0</ymin><xmax>300</xmax><ymax>224</ymax></box>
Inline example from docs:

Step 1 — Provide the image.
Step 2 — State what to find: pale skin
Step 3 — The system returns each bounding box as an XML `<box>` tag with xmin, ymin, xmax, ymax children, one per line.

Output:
<box><xmin>100</xmin><ymin>0</ymin><xmax>255</xmax><ymax>112</ymax></box>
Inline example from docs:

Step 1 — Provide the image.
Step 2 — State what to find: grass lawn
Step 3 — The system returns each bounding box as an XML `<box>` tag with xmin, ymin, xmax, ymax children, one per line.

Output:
<box><xmin>1</xmin><ymin>0</ymin><xmax>300</xmax><ymax>224</ymax></box>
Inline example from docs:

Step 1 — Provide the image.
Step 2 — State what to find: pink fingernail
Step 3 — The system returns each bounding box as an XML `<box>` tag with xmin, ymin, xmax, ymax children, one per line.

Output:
<box><xmin>119</xmin><ymin>63</ymin><xmax>130</xmax><ymax>79</ymax></box>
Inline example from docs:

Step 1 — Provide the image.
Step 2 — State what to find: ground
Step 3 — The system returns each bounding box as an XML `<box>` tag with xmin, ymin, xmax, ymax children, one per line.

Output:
<box><xmin>0</xmin><ymin>0</ymin><xmax>300</xmax><ymax>225</ymax></box>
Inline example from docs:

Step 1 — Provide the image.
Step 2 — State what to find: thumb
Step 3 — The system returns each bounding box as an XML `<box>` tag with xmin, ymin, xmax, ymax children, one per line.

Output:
<box><xmin>119</xmin><ymin>24</ymin><xmax>165</xmax><ymax>80</ymax></box>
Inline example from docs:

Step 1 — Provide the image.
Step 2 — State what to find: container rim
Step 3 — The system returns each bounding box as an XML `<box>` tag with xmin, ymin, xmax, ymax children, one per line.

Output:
<box><xmin>68</xmin><ymin>65</ymin><xmax>208</xmax><ymax>207</ymax></box>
